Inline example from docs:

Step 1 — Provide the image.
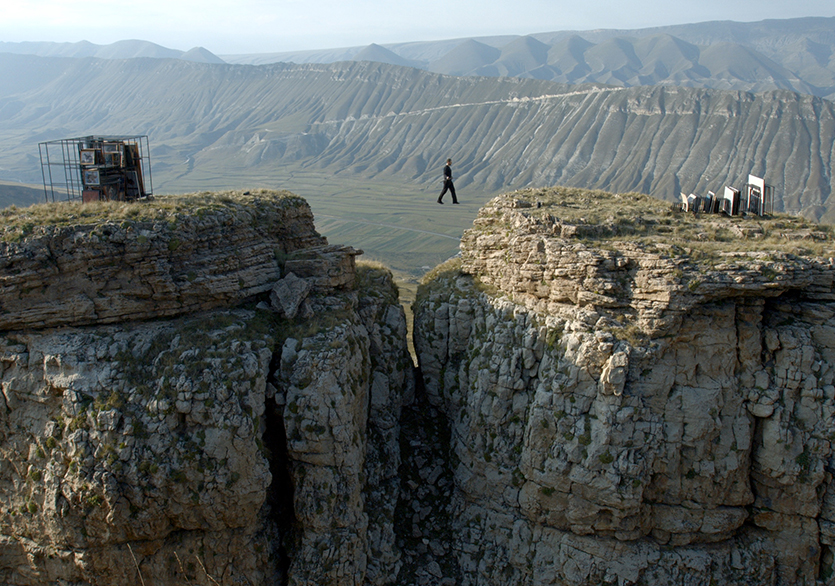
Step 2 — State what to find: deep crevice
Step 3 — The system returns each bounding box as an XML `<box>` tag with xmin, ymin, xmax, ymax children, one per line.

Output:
<box><xmin>393</xmin><ymin>365</ymin><xmax>460</xmax><ymax>585</ymax></box>
<box><xmin>262</xmin><ymin>398</ymin><xmax>297</xmax><ymax>585</ymax></box>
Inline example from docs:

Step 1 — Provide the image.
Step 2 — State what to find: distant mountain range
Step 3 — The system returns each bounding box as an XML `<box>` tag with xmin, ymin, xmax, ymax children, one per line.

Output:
<box><xmin>0</xmin><ymin>39</ymin><xmax>225</xmax><ymax>64</ymax></box>
<box><xmin>3</xmin><ymin>17</ymin><xmax>834</xmax><ymax>99</ymax></box>
<box><xmin>2</xmin><ymin>53</ymin><xmax>834</xmax><ymax>221</ymax></box>
<box><xmin>220</xmin><ymin>17</ymin><xmax>835</xmax><ymax>99</ymax></box>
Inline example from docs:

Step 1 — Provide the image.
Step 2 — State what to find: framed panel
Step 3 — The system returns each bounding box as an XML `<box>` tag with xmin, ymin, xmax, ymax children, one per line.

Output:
<box><xmin>82</xmin><ymin>190</ymin><xmax>100</xmax><ymax>203</ymax></box>
<box><xmin>83</xmin><ymin>169</ymin><xmax>100</xmax><ymax>186</ymax></box>
<box><xmin>80</xmin><ymin>149</ymin><xmax>97</xmax><ymax>165</ymax></box>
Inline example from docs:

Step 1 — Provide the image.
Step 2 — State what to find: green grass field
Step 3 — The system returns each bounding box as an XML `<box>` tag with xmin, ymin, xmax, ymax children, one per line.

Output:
<box><xmin>6</xmin><ymin>166</ymin><xmax>496</xmax><ymax>349</ymax></box>
<box><xmin>303</xmin><ymin>178</ymin><xmax>490</xmax><ymax>273</ymax></box>
<box><xmin>243</xmin><ymin>168</ymin><xmax>494</xmax><ymax>362</ymax></box>
<box><xmin>0</xmin><ymin>181</ymin><xmax>48</xmax><ymax>209</ymax></box>
<box><xmin>162</xmin><ymin>163</ymin><xmax>496</xmax><ymax>278</ymax></box>
<box><xmin>285</xmin><ymin>171</ymin><xmax>488</xmax><ymax>361</ymax></box>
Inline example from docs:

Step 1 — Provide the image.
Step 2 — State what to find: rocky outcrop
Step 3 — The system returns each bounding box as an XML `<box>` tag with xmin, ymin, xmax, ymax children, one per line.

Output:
<box><xmin>4</xmin><ymin>185</ymin><xmax>835</xmax><ymax>586</ymax></box>
<box><xmin>414</xmin><ymin>189</ymin><xmax>835</xmax><ymax>585</ymax></box>
<box><xmin>0</xmin><ymin>189</ymin><xmax>325</xmax><ymax>331</ymax></box>
<box><xmin>0</xmin><ymin>310</ymin><xmax>277</xmax><ymax>584</ymax></box>
<box><xmin>272</xmin><ymin>264</ymin><xmax>412</xmax><ymax>586</ymax></box>
<box><xmin>0</xmin><ymin>192</ymin><xmax>413</xmax><ymax>586</ymax></box>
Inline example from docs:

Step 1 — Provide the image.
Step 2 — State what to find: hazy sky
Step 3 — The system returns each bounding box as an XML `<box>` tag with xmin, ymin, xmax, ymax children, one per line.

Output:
<box><xmin>3</xmin><ymin>0</ymin><xmax>834</xmax><ymax>55</ymax></box>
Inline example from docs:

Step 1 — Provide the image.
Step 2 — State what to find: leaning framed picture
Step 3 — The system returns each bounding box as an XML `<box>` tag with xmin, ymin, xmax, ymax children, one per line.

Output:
<box><xmin>83</xmin><ymin>169</ymin><xmax>100</xmax><ymax>186</ymax></box>
<box><xmin>80</xmin><ymin>149</ymin><xmax>97</xmax><ymax>165</ymax></box>
<box><xmin>101</xmin><ymin>143</ymin><xmax>120</xmax><ymax>154</ymax></box>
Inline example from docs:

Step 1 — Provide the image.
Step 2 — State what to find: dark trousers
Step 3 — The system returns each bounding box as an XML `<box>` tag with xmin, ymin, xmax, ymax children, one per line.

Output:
<box><xmin>438</xmin><ymin>180</ymin><xmax>457</xmax><ymax>203</ymax></box>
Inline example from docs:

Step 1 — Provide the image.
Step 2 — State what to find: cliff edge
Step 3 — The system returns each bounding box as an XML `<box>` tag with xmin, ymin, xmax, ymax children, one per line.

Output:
<box><xmin>0</xmin><ymin>190</ymin><xmax>413</xmax><ymax>585</ymax></box>
<box><xmin>414</xmin><ymin>187</ymin><xmax>835</xmax><ymax>585</ymax></box>
<box><xmin>3</xmin><ymin>185</ymin><xmax>835</xmax><ymax>586</ymax></box>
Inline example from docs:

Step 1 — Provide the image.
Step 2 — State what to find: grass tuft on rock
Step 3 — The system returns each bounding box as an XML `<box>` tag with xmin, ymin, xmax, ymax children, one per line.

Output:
<box><xmin>500</xmin><ymin>186</ymin><xmax>835</xmax><ymax>258</ymax></box>
<box><xmin>0</xmin><ymin>189</ymin><xmax>304</xmax><ymax>242</ymax></box>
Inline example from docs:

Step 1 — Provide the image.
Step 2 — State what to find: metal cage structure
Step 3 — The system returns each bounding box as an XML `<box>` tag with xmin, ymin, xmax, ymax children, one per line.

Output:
<box><xmin>39</xmin><ymin>135</ymin><xmax>153</xmax><ymax>203</ymax></box>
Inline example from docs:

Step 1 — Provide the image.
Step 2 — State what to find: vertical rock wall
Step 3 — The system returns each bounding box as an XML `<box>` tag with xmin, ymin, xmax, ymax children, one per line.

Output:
<box><xmin>272</xmin><ymin>265</ymin><xmax>412</xmax><ymax>586</ymax></box>
<box><xmin>0</xmin><ymin>310</ymin><xmax>278</xmax><ymax>584</ymax></box>
<box><xmin>0</xmin><ymin>194</ymin><xmax>413</xmax><ymax>586</ymax></box>
<box><xmin>412</xmin><ymin>192</ymin><xmax>835</xmax><ymax>586</ymax></box>
<box><xmin>415</xmin><ymin>271</ymin><xmax>834</xmax><ymax>585</ymax></box>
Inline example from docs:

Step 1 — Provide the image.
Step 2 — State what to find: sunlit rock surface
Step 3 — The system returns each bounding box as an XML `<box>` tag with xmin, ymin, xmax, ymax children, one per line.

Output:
<box><xmin>0</xmin><ymin>191</ymin><xmax>412</xmax><ymax>585</ymax></box>
<box><xmin>414</xmin><ymin>189</ymin><xmax>835</xmax><ymax>586</ymax></box>
<box><xmin>2</xmin><ymin>186</ymin><xmax>834</xmax><ymax>585</ymax></box>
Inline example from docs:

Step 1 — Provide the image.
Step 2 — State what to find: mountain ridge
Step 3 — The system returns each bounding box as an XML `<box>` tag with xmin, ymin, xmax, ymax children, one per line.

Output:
<box><xmin>218</xmin><ymin>17</ymin><xmax>835</xmax><ymax>99</ymax></box>
<box><xmin>4</xmin><ymin>18</ymin><xmax>834</xmax><ymax>99</ymax></box>
<box><xmin>0</xmin><ymin>39</ymin><xmax>225</xmax><ymax>63</ymax></box>
<box><xmin>1</xmin><ymin>54</ymin><xmax>834</xmax><ymax>219</ymax></box>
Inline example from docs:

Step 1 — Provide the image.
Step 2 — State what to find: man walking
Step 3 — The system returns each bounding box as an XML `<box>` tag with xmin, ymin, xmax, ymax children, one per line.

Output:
<box><xmin>437</xmin><ymin>158</ymin><xmax>458</xmax><ymax>204</ymax></box>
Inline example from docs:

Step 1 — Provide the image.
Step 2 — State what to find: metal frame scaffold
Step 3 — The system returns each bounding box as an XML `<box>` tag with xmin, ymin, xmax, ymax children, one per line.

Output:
<box><xmin>38</xmin><ymin>135</ymin><xmax>154</xmax><ymax>203</ymax></box>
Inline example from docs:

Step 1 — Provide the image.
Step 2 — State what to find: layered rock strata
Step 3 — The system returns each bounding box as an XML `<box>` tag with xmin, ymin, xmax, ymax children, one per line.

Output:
<box><xmin>4</xmin><ymin>185</ymin><xmax>835</xmax><ymax>586</ymax></box>
<box><xmin>0</xmin><ymin>191</ymin><xmax>413</xmax><ymax>586</ymax></box>
<box><xmin>0</xmin><ymin>189</ymin><xmax>325</xmax><ymax>331</ymax></box>
<box><xmin>414</xmin><ymin>189</ymin><xmax>835</xmax><ymax>586</ymax></box>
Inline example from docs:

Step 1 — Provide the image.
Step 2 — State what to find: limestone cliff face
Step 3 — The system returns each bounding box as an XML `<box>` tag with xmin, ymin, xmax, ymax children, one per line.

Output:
<box><xmin>414</xmin><ymin>190</ymin><xmax>835</xmax><ymax>586</ymax></box>
<box><xmin>0</xmin><ymin>191</ymin><xmax>412</xmax><ymax>586</ymax></box>
<box><xmin>0</xmin><ymin>190</ymin><xmax>325</xmax><ymax>331</ymax></box>
<box><xmin>3</xmin><ymin>186</ymin><xmax>835</xmax><ymax>586</ymax></box>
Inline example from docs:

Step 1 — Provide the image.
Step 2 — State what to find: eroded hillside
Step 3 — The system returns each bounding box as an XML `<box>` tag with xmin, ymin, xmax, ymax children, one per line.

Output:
<box><xmin>2</xmin><ymin>56</ymin><xmax>835</xmax><ymax>221</ymax></box>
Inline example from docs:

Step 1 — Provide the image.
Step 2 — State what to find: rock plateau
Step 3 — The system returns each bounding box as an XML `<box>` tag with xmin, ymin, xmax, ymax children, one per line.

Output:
<box><xmin>414</xmin><ymin>187</ymin><xmax>835</xmax><ymax>585</ymax></box>
<box><xmin>0</xmin><ymin>186</ymin><xmax>833</xmax><ymax>586</ymax></box>
<box><xmin>0</xmin><ymin>190</ymin><xmax>412</xmax><ymax>585</ymax></box>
